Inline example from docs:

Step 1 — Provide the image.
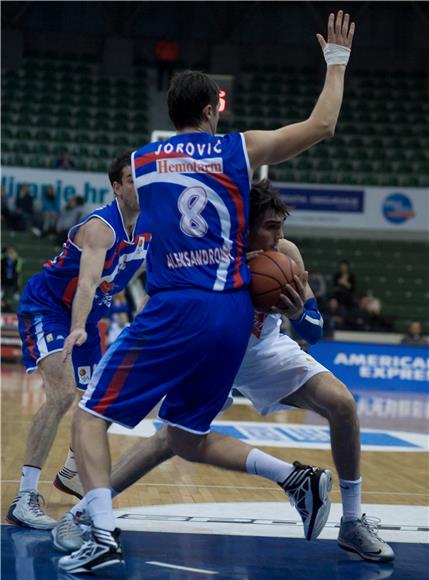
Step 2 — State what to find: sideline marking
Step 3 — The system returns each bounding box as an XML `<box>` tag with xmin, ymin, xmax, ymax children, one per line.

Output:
<box><xmin>109</xmin><ymin>419</ymin><xmax>429</xmax><ymax>451</ymax></box>
<box><xmin>115</xmin><ymin>503</ymin><xmax>429</xmax><ymax>543</ymax></box>
<box><xmin>146</xmin><ymin>561</ymin><xmax>218</xmax><ymax>574</ymax></box>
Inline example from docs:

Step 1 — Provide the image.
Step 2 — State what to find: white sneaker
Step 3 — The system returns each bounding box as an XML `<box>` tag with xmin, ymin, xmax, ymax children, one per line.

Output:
<box><xmin>58</xmin><ymin>527</ymin><xmax>124</xmax><ymax>575</ymax></box>
<box><xmin>338</xmin><ymin>514</ymin><xmax>395</xmax><ymax>562</ymax></box>
<box><xmin>52</xmin><ymin>511</ymin><xmax>91</xmax><ymax>552</ymax></box>
<box><xmin>6</xmin><ymin>490</ymin><xmax>57</xmax><ymax>530</ymax></box>
<box><xmin>53</xmin><ymin>468</ymin><xmax>84</xmax><ymax>499</ymax></box>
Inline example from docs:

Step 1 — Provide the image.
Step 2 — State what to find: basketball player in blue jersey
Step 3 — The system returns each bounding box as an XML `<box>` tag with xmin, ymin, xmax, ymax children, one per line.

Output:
<box><xmin>7</xmin><ymin>152</ymin><xmax>151</xmax><ymax>530</ymax></box>
<box><xmin>55</xmin><ymin>181</ymin><xmax>393</xmax><ymax>564</ymax></box>
<box><xmin>58</xmin><ymin>11</ymin><xmax>355</xmax><ymax>575</ymax></box>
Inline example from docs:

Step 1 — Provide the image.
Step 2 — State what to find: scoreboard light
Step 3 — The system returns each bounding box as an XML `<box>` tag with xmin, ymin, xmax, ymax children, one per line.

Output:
<box><xmin>219</xmin><ymin>90</ymin><xmax>226</xmax><ymax>112</ymax></box>
<box><xmin>209</xmin><ymin>74</ymin><xmax>234</xmax><ymax>117</ymax></box>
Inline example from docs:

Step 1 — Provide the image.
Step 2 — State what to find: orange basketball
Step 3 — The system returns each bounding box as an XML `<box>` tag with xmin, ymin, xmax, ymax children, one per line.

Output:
<box><xmin>249</xmin><ymin>250</ymin><xmax>302</xmax><ymax>312</ymax></box>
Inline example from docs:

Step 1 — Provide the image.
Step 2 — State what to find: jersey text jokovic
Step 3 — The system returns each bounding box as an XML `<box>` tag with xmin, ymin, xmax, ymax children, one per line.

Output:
<box><xmin>132</xmin><ymin>132</ymin><xmax>251</xmax><ymax>293</ymax></box>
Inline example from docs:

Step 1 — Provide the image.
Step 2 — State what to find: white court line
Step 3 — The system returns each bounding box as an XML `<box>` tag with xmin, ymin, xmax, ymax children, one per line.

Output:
<box><xmin>2</xmin><ymin>480</ymin><xmax>429</xmax><ymax>497</ymax></box>
<box><xmin>116</xmin><ymin>503</ymin><xmax>429</xmax><ymax>543</ymax></box>
<box><xmin>146</xmin><ymin>561</ymin><xmax>218</xmax><ymax>575</ymax></box>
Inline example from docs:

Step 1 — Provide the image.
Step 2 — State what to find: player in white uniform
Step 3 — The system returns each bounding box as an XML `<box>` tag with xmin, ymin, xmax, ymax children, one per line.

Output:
<box><xmin>53</xmin><ymin>180</ymin><xmax>394</xmax><ymax>563</ymax></box>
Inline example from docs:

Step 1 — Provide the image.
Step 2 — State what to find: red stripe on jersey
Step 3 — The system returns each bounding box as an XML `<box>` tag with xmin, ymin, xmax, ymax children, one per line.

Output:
<box><xmin>56</xmin><ymin>244</ymin><xmax>70</xmax><ymax>269</ymax></box>
<box><xmin>134</xmin><ymin>151</ymin><xmax>190</xmax><ymax>170</ymax></box>
<box><xmin>24</xmin><ymin>316</ymin><xmax>37</xmax><ymax>360</ymax></box>
<box><xmin>103</xmin><ymin>232</ymin><xmax>151</xmax><ymax>271</ymax></box>
<box><xmin>92</xmin><ymin>349</ymin><xmax>140</xmax><ymax>415</ymax></box>
<box><xmin>99</xmin><ymin>280</ymin><xmax>113</xmax><ymax>294</ymax></box>
<box><xmin>210</xmin><ymin>173</ymin><xmax>246</xmax><ymax>288</ymax></box>
<box><xmin>103</xmin><ymin>240</ymin><xmax>129</xmax><ymax>270</ymax></box>
<box><xmin>62</xmin><ymin>277</ymin><xmax>78</xmax><ymax>308</ymax></box>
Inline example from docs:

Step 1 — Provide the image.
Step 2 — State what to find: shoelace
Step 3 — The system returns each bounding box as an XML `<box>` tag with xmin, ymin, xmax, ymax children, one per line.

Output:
<box><xmin>26</xmin><ymin>492</ymin><xmax>47</xmax><ymax>516</ymax></box>
<box><xmin>361</xmin><ymin>514</ymin><xmax>384</xmax><ymax>541</ymax></box>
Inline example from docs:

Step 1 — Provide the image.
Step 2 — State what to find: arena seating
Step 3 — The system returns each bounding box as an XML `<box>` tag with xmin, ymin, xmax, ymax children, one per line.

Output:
<box><xmin>232</xmin><ymin>69</ymin><xmax>429</xmax><ymax>187</ymax></box>
<box><xmin>1</xmin><ymin>57</ymin><xmax>150</xmax><ymax>171</ymax></box>
<box><xmin>2</xmin><ymin>58</ymin><xmax>428</xmax><ymax>186</ymax></box>
<box><xmin>294</xmin><ymin>236</ymin><xmax>429</xmax><ymax>334</ymax></box>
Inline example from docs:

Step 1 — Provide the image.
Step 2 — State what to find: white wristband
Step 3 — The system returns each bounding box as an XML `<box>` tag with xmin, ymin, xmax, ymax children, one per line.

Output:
<box><xmin>323</xmin><ymin>43</ymin><xmax>351</xmax><ymax>66</ymax></box>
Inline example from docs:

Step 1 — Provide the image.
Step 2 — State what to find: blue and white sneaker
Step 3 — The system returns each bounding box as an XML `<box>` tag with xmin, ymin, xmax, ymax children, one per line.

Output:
<box><xmin>279</xmin><ymin>460</ymin><xmax>332</xmax><ymax>541</ymax></box>
<box><xmin>58</xmin><ymin>526</ymin><xmax>124</xmax><ymax>575</ymax></box>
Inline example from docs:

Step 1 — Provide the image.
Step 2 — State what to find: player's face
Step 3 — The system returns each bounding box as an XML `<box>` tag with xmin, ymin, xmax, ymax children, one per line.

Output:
<box><xmin>247</xmin><ymin>210</ymin><xmax>285</xmax><ymax>252</ymax></box>
<box><xmin>115</xmin><ymin>166</ymin><xmax>139</xmax><ymax>212</ymax></box>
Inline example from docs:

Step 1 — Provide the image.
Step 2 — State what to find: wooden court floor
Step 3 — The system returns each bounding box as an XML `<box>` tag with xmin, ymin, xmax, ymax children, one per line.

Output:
<box><xmin>1</xmin><ymin>363</ymin><xmax>428</xmax><ymax>523</ymax></box>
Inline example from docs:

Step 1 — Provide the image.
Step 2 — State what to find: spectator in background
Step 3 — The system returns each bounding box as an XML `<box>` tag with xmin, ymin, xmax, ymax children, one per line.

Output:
<box><xmin>347</xmin><ymin>292</ymin><xmax>393</xmax><ymax>332</ymax></box>
<box><xmin>308</xmin><ymin>270</ymin><xmax>327</xmax><ymax>310</ymax></box>
<box><xmin>41</xmin><ymin>185</ymin><xmax>60</xmax><ymax>236</ymax></box>
<box><xmin>346</xmin><ymin>294</ymin><xmax>372</xmax><ymax>331</ymax></box>
<box><xmin>54</xmin><ymin>151</ymin><xmax>76</xmax><ymax>170</ymax></box>
<box><xmin>333</xmin><ymin>259</ymin><xmax>356</xmax><ymax>309</ymax></box>
<box><xmin>1</xmin><ymin>185</ymin><xmax>14</xmax><ymax>229</ymax></box>
<box><xmin>1</xmin><ymin>245</ymin><xmax>22</xmax><ymax>308</ymax></box>
<box><xmin>155</xmin><ymin>39</ymin><xmax>178</xmax><ymax>90</ymax></box>
<box><xmin>322</xmin><ymin>297</ymin><xmax>347</xmax><ymax>337</ymax></box>
<box><xmin>56</xmin><ymin>195</ymin><xmax>85</xmax><ymax>244</ymax></box>
<box><xmin>15</xmin><ymin>183</ymin><xmax>42</xmax><ymax>236</ymax></box>
<box><xmin>401</xmin><ymin>321</ymin><xmax>428</xmax><ymax>346</ymax></box>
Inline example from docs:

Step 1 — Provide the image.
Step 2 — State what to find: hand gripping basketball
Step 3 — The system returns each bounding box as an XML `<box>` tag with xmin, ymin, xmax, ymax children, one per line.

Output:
<box><xmin>249</xmin><ymin>250</ymin><xmax>305</xmax><ymax>312</ymax></box>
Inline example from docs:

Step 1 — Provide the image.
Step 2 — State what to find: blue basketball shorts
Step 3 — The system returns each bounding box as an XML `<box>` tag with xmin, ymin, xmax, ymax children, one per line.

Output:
<box><xmin>18</xmin><ymin>273</ymin><xmax>102</xmax><ymax>390</ymax></box>
<box><xmin>81</xmin><ymin>287</ymin><xmax>254</xmax><ymax>434</ymax></box>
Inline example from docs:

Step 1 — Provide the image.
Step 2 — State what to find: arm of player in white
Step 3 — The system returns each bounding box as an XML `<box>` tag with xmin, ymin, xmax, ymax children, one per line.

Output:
<box><xmin>277</xmin><ymin>239</ymin><xmax>324</xmax><ymax>343</ymax></box>
<box><xmin>244</xmin><ymin>10</ymin><xmax>355</xmax><ymax>171</ymax></box>
<box><xmin>278</xmin><ymin>238</ymin><xmax>313</xmax><ymax>301</ymax></box>
<box><xmin>62</xmin><ymin>219</ymin><xmax>115</xmax><ymax>360</ymax></box>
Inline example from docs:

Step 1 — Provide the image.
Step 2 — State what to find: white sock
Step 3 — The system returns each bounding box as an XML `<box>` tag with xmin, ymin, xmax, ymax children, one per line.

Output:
<box><xmin>245</xmin><ymin>448</ymin><xmax>294</xmax><ymax>483</ymax></box>
<box><xmin>70</xmin><ymin>488</ymin><xmax>118</xmax><ymax>516</ymax></box>
<box><xmin>70</xmin><ymin>498</ymin><xmax>86</xmax><ymax>516</ymax></box>
<box><xmin>86</xmin><ymin>488</ymin><xmax>115</xmax><ymax>531</ymax></box>
<box><xmin>340</xmin><ymin>477</ymin><xmax>362</xmax><ymax>522</ymax></box>
<box><xmin>62</xmin><ymin>448</ymin><xmax>78</xmax><ymax>472</ymax></box>
<box><xmin>19</xmin><ymin>465</ymin><xmax>41</xmax><ymax>492</ymax></box>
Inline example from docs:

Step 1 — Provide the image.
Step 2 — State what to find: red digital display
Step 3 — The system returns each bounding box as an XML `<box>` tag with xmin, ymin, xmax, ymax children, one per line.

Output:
<box><xmin>219</xmin><ymin>90</ymin><xmax>226</xmax><ymax>112</ymax></box>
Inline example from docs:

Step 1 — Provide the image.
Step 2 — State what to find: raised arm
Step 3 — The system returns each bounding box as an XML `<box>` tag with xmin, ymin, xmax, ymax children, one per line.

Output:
<box><xmin>62</xmin><ymin>219</ymin><xmax>115</xmax><ymax>360</ymax></box>
<box><xmin>244</xmin><ymin>10</ymin><xmax>355</xmax><ymax>171</ymax></box>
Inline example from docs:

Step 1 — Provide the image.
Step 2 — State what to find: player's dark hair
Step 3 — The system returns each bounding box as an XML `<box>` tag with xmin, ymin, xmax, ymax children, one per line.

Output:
<box><xmin>249</xmin><ymin>179</ymin><xmax>290</xmax><ymax>228</ymax></box>
<box><xmin>168</xmin><ymin>70</ymin><xmax>220</xmax><ymax>130</ymax></box>
<box><xmin>108</xmin><ymin>151</ymin><xmax>132</xmax><ymax>186</ymax></box>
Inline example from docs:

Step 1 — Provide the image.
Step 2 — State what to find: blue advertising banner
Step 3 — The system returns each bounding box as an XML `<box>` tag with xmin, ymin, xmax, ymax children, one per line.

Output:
<box><xmin>308</xmin><ymin>341</ymin><xmax>429</xmax><ymax>393</ymax></box>
<box><xmin>277</xmin><ymin>186</ymin><xmax>364</xmax><ymax>213</ymax></box>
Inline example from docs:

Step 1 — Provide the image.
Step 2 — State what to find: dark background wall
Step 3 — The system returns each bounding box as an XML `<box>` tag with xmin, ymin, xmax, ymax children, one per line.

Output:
<box><xmin>2</xmin><ymin>1</ymin><xmax>429</xmax><ymax>76</ymax></box>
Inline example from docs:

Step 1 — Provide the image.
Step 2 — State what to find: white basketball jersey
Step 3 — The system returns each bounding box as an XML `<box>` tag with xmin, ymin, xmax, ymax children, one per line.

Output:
<box><xmin>248</xmin><ymin>312</ymin><xmax>281</xmax><ymax>349</ymax></box>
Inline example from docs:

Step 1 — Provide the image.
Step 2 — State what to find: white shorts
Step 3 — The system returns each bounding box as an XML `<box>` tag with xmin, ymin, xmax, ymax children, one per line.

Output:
<box><xmin>233</xmin><ymin>333</ymin><xmax>330</xmax><ymax>416</ymax></box>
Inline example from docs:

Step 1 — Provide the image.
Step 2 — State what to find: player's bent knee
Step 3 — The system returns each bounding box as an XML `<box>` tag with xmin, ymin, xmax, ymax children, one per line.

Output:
<box><xmin>166</xmin><ymin>427</ymin><xmax>206</xmax><ymax>462</ymax></box>
<box><xmin>154</xmin><ymin>427</ymin><xmax>175</xmax><ymax>455</ymax></box>
<box><xmin>329</xmin><ymin>383</ymin><xmax>358</xmax><ymax>422</ymax></box>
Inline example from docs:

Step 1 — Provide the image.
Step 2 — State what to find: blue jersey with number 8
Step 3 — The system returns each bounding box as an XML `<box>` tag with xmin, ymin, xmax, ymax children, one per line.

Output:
<box><xmin>132</xmin><ymin>132</ymin><xmax>251</xmax><ymax>294</ymax></box>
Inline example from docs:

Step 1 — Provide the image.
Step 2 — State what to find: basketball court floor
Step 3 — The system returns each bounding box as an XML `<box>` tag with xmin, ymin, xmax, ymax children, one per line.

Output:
<box><xmin>1</xmin><ymin>363</ymin><xmax>428</xmax><ymax>579</ymax></box>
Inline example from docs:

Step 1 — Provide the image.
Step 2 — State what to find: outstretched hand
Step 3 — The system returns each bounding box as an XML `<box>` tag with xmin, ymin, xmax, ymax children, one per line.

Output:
<box><xmin>317</xmin><ymin>10</ymin><xmax>355</xmax><ymax>51</ymax></box>
<box><xmin>62</xmin><ymin>328</ymin><xmax>88</xmax><ymax>362</ymax></box>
